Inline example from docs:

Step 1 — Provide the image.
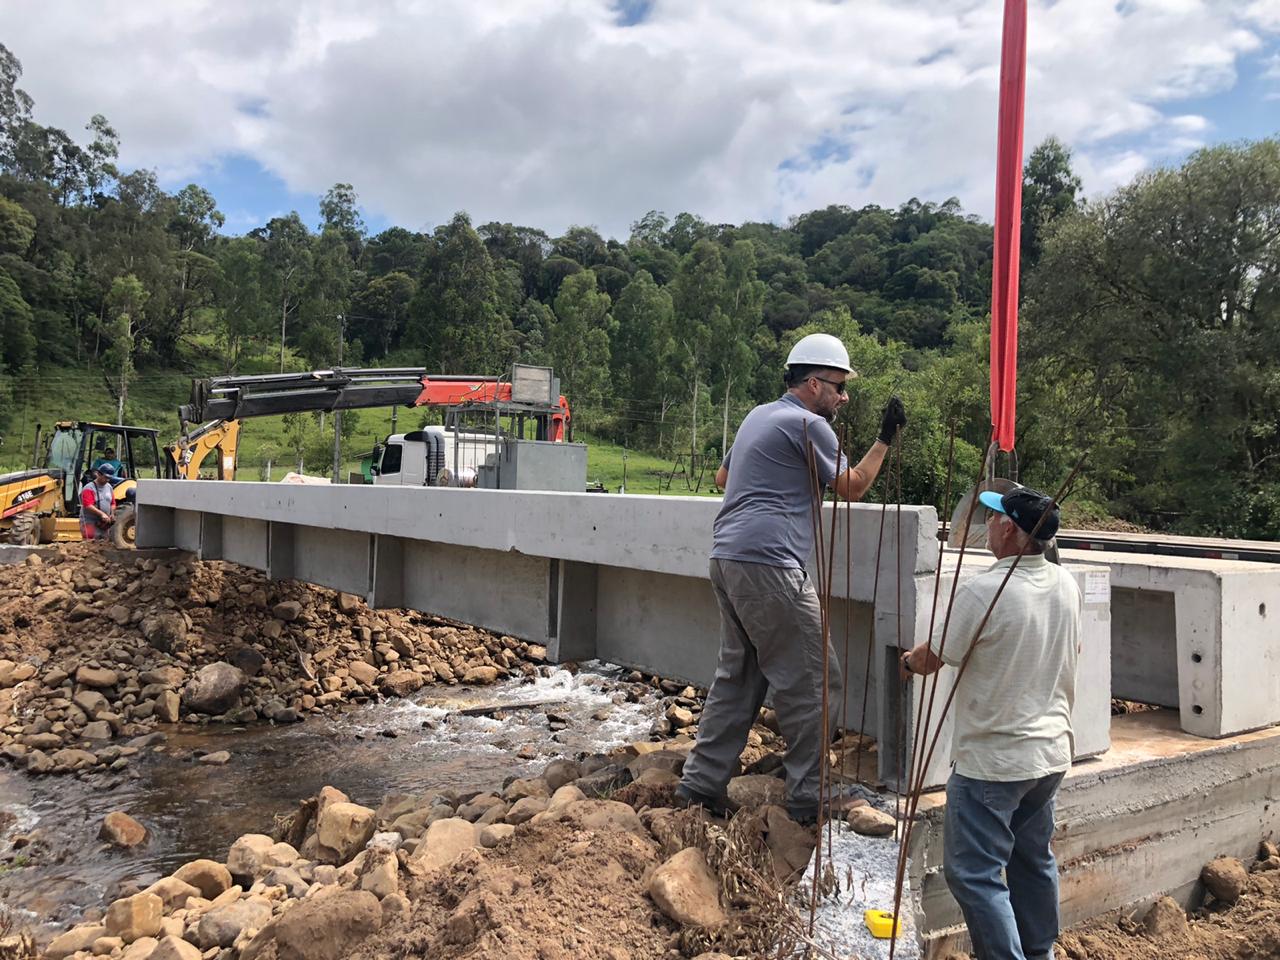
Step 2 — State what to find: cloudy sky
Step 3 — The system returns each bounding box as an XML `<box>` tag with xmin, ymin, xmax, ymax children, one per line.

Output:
<box><xmin>3</xmin><ymin>0</ymin><xmax>1277</xmax><ymax>237</ymax></box>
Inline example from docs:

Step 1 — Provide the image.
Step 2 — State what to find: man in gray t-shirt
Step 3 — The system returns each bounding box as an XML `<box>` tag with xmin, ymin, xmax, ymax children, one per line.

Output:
<box><xmin>677</xmin><ymin>332</ymin><xmax>906</xmax><ymax>824</ymax></box>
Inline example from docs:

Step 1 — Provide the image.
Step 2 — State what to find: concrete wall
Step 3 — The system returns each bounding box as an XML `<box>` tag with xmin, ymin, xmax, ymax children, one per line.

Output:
<box><xmin>1061</xmin><ymin>549</ymin><xmax>1280</xmax><ymax>737</ymax></box>
<box><xmin>136</xmin><ymin>479</ymin><xmax>939</xmax><ymax>783</ymax></box>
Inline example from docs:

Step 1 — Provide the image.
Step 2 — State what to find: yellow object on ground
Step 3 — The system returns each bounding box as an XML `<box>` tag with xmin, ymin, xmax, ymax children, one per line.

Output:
<box><xmin>864</xmin><ymin>908</ymin><xmax>901</xmax><ymax>939</ymax></box>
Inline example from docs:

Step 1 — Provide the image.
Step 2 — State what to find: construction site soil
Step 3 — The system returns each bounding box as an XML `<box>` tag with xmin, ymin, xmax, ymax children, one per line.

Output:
<box><xmin>1</xmin><ymin>545</ymin><xmax>1276</xmax><ymax>960</ymax></box>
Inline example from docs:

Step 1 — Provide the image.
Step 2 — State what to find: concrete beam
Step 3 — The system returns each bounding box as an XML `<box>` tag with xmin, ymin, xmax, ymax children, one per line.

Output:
<box><xmin>1062</xmin><ymin>549</ymin><xmax>1280</xmax><ymax>737</ymax></box>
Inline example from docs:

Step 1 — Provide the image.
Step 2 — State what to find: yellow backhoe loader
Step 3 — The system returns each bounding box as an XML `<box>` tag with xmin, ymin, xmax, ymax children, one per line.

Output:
<box><xmin>0</xmin><ymin>421</ymin><xmax>162</xmax><ymax>547</ymax></box>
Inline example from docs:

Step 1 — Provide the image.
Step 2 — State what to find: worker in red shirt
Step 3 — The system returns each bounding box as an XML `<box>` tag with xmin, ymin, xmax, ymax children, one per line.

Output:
<box><xmin>80</xmin><ymin>464</ymin><xmax>116</xmax><ymax>540</ymax></box>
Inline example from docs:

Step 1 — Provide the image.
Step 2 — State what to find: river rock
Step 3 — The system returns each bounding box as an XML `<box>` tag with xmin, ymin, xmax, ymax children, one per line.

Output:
<box><xmin>348</xmin><ymin>660</ymin><xmax>379</xmax><ymax>686</ymax></box>
<box><xmin>380</xmin><ymin>670</ymin><xmax>424</xmax><ymax>697</ymax></box>
<box><xmin>197</xmin><ymin>895</ymin><xmax>273</xmax><ymax>948</ymax></box>
<box><xmin>182</xmin><ymin>662</ymin><xmax>246</xmax><ymax>715</ymax></box>
<box><xmin>542</xmin><ymin>759</ymin><xmax>581</xmax><ymax>791</ymax></box>
<box><xmin>198</xmin><ymin>750</ymin><xmax>231</xmax><ymax>765</ymax></box>
<box><xmin>847</xmin><ymin>805</ymin><xmax>896</xmax><ymax>837</ymax></box>
<box><xmin>227</xmin><ymin>834</ymin><xmax>277</xmax><ymax>881</ymax></box>
<box><xmin>82</xmin><ymin>720</ymin><xmax>113</xmax><ymax>740</ymax></box>
<box><xmin>337</xmin><ymin>593</ymin><xmax>361</xmax><ymax>614</ymax></box>
<box><xmin>140</xmin><ymin>666</ymin><xmax>186</xmax><ymax>687</ymax></box>
<box><xmin>727</xmin><ymin>774</ymin><xmax>786</xmax><ymax>810</ymax></box>
<box><xmin>121</xmin><ymin>937</ymin><xmax>159</xmax><ymax>960</ymax></box>
<box><xmin>479</xmin><ymin>823</ymin><xmax>516</xmax><ymax>848</ymax></box>
<box><xmin>76</xmin><ymin>665</ymin><xmax>118</xmax><ymax>689</ymax></box>
<box><xmin>1202</xmin><ymin>856</ymin><xmax>1248</xmax><ymax>904</ymax></box>
<box><xmin>410</xmin><ymin>818</ymin><xmax>478</xmax><ymax>871</ymax></box>
<box><xmin>555</xmin><ymin>799</ymin><xmax>646</xmax><ymax>836</ymax></box>
<box><xmin>764</xmin><ymin>806</ymin><xmax>815</xmax><ymax>879</ymax></box>
<box><xmin>1144</xmin><ymin>896</ymin><xmax>1188</xmax><ymax>938</ymax></box>
<box><xmin>506</xmin><ymin>797</ymin><xmax>548</xmax><ymax>824</ymax></box>
<box><xmin>104</xmin><ymin>891</ymin><xmax>163</xmax><ymax>942</ymax></box>
<box><xmin>502</xmin><ymin>777</ymin><xmax>550</xmax><ymax>801</ymax></box>
<box><xmin>99</xmin><ymin>811</ymin><xmax>148</xmax><ymax>848</ymax></box>
<box><xmin>44</xmin><ymin>924</ymin><xmax>108</xmax><ymax>959</ymax></box>
<box><xmin>92</xmin><ymin>935</ymin><xmax>124</xmax><ymax>955</ymax></box>
<box><xmin>155</xmin><ymin>690</ymin><xmax>180</xmax><ymax>723</ymax></box>
<box><xmin>359</xmin><ymin>848</ymin><xmax>399</xmax><ymax>898</ymax></box>
<box><xmin>141</xmin><ymin>613</ymin><xmax>188</xmax><ymax>652</ymax></box>
<box><xmin>317</xmin><ymin>801</ymin><xmax>377</xmax><ymax>864</ymax></box>
<box><xmin>172</xmin><ymin>859</ymin><xmax>232</xmax><ymax>899</ymax></box>
<box><xmin>648</xmin><ymin>847</ymin><xmax>726</xmax><ymax>927</ymax></box>
<box><xmin>142</xmin><ymin>876</ymin><xmax>200</xmax><ymax>911</ymax></box>
<box><xmin>241</xmin><ymin>890</ymin><xmax>381</xmax><ymax>960</ymax></box>
<box><xmin>230</xmin><ymin>646</ymin><xmax>266</xmax><ymax>677</ymax></box>
<box><xmin>547</xmin><ymin>783</ymin><xmax>587</xmax><ymax>811</ymax></box>
<box><xmin>626</xmin><ymin>750</ymin><xmax>686</xmax><ymax>780</ymax></box>
<box><xmin>272</xmin><ymin>600</ymin><xmax>303</xmax><ymax>622</ymax></box>
<box><xmin>149</xmin><ymin>935</ymin><xmax>202</xmax><ymax>960</ymax></box>
<box><xmin>107</xmin><ymin>604</ymin><xmax>131</xmax><ymax>625</ymax></box>
<box><xmin>381</xmin><ymin>892</ymin><xmax>411</xmax><ymax>925</ymax></box>
<box><xmin>73</xmin><ymin>689</ymin><xmax>110</xmax><ymax>719</ymax></box>
<box><xmin>51</xmin><ymin>747</ymin><xmax>97</xmax><ymax>770</ymax></box>
<box><xmin>262</xmin><ymin>866</ymin><xmax>309</xmax><ymax>899</ymax></box>
<box><xmin>462</xmin><ymin>665</ymin><xmax>499</xmax><ymax>685</ymax></box>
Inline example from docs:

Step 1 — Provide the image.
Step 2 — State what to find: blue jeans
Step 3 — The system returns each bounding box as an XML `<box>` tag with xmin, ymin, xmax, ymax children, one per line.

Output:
<box><xmin>944</xmin><ymin>771</ymin><xmax>1064</xmax><ymax>960</ymax></box>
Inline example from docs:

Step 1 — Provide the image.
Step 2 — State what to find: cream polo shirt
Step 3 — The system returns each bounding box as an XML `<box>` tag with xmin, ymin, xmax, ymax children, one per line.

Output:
<box><xmin>928</xmin><ymin>554</ymin><xmax>1082</xmax><ymax>782</ymax></box>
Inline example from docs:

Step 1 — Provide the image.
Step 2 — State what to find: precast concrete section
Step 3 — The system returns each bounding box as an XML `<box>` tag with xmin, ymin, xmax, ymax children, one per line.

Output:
<box><xmin>1061</xmin><ymin>549</ymin><xmax>1280</xmax><ymax>738</ymax></box>
<box><xmin>134</xmin><ymin>479</ymin><xmax>939</xmax><ymax>783</ymax></box>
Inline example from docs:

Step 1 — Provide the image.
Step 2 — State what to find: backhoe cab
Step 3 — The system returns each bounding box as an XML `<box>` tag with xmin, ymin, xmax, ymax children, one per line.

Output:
<box><xmin>0</xmin><ymin>421</ymin><xmax>161</xmax><ymax>547</ymax></box>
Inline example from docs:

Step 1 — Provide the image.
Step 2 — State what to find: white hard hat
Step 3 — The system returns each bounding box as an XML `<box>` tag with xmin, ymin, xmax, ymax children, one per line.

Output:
<box><xmin>786</xmin><ymin>333</ymin><xmax>853</xmax><ymax>373</ymax></box>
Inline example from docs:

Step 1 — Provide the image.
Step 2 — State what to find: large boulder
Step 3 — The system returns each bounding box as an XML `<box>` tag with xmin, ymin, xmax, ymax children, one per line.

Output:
<box><xmin>149</xmin><ymin>936</ymin><xmax>202</xmax><ymax>960</ymax></box>
<box><xmin>554</xmin><ymin>799</ymin><xmax>646</xmax><ymax>836</ymax></box>
<box><xmin>380</xmin><ymin>670</ymin><xmax>424</xmax><ymax>698</ymax></box>
<box><xmin>141</xmin><ymin>613</ymin><xmax>188</xmax><ymax>652</ymax></box>
<box><xmin>647</xmin><ymin>848</ymin><xmax>726</xmax><ymax>927</ymax></box>
<box><xmin>316</xmin><ymin>801</ymin><xmax>377</xmax><ymax>864</ymax></box>
<box><xmin>43</xmin><ymin>925</ymin><xmax>108</xmax><ymax>960</ymax></box>
<box><xmin>542</xmin><ymin>759</ymin><xmax>582</xmax><ymax>792</ymax></box>
<box><xmin>99</xmin><ymin>811</ymin><xmax>148</xmax><ymax>848</ymax></box>
<box><xmin>196</xmin><ymin>895</ymin><xmax>273</xmax><ymax>948</ymax></box>
<box><xmin>104</xmin><ymin>892</ymin><xmax>163</xmax><ymax>943</ymax></box>
<box><xmin>172</xmin><ymin>859</ymin><xmax>232</xmax><ymax>899</ymax></box>
<box><xmin>347</xmin><ymin>661</ymin><xmax>379</xmax><ymax>686</ymax></box>
<box><xmin>241</xmin><ymin>890</ymin><xmax>381</xmax><ymax>960</ymax></box>
<box><xmin>410</xmin><ymin>818</ymin><xmax>478</xmax><ymax>871</ymax></box>
<box><xmin>227</xmin><ymin>834</ymin><xmax>277</xmax><ymax>882</ymax></box>
<box><xmin>75</xmin><ymin>665</ymin><xmax>118</xmax><ymax>689</ymax></box>
<box><xmin>727</xmin><ymin>774</ymin><xmax>785</xmax><ymax>811</ymax></box>
<box><xmin>142</xmin><ymin>876</ymin><xmax>201</xmax><ymax>912</ymax></box>
<box><xmin>1202</xmin><ymin>857</ymin><xmax>1248</xmax><ymax>905</ymax></box>
<box><xmin>182</xmin><ymin>662</ymin><xmax>247</xmax><ymax>715</ymax></box>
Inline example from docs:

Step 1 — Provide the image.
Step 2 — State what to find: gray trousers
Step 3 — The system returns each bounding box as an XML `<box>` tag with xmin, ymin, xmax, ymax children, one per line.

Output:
<box><xmin>680</xmin><ymin>557</ymin><xmax>843</xmax><ymax>815</ymax></box>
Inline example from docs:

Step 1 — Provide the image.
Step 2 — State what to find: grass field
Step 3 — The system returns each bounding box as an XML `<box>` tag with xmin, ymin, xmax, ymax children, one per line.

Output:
<box><xmin>0</xmin><ymin>363</ymin><xmax>721</xmax><ymax>497</ymax></box>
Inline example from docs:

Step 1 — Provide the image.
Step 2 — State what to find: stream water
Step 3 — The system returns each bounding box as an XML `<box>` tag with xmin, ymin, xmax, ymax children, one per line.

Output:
<box><xmin>0</xmin><ymin>663</ymin><xmax>663</xmax><ymax>932</ymax></box>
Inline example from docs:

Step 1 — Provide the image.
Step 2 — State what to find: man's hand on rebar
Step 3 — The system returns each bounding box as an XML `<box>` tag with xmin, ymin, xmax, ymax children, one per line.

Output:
<box><xmin>878</xmin><ymin>396</ymin><xmax>907</xmax><ymax>445</ymax></box>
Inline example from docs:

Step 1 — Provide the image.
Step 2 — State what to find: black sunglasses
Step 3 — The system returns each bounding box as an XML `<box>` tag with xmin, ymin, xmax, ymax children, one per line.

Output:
<box><xmin>810</xmin><ymin>376</ymin><xmax>848</xmax><ymax>396</ymax></box>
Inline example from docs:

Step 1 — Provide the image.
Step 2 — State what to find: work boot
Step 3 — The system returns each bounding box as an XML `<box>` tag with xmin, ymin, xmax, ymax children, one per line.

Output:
<box><xmin>674</xmin><ymin>783</ymin><xmax>730</xmax><ymax>817</ymax></box>
<box><xmin>788</xmin><ymin>784</ymin><xmax>879</xmax><ymax>827</ymax></box>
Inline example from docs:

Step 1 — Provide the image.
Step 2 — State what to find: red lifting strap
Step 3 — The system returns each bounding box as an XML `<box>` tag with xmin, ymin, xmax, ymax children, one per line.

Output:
<box><xmin>990</xmin><ymin>0</ymin><xmax>1027</xmax><ymax>454</ymax></box>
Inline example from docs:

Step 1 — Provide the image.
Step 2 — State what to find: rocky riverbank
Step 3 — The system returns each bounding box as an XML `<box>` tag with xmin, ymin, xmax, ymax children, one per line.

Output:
<box><xmin>0</xmin><ymin>545</ymin><xmax>553</xmax><ymax>778</ymax></box>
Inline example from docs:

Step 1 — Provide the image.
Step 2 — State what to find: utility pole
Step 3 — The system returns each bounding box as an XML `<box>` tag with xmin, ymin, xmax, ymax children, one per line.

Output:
<box><xmin>333</xmin><ymin>313</ymin><xmax>345</xmax><ymax>483</ymax></box>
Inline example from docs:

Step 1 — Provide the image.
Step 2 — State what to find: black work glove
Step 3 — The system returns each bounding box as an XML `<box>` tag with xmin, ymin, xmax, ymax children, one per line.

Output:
<box><xmin>878</xmin><ymin>396</ymin><xmax>906</xmax><ymax>444</ymax></box>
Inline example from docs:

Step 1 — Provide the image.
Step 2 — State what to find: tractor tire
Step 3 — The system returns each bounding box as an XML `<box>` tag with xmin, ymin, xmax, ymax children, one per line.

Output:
<box><xmin>111</xmin><ymin>505</ymin><xmax>137</xmax><ymax>549</ymax></box>
<box><xmin>6</xmin><ymin>510</ymin><xmax>40</xmax><ymax>546</ymax></box>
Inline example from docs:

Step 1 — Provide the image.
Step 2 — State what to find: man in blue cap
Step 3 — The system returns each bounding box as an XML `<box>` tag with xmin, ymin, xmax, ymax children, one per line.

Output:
<box><xmin>899</xmin><ymin>484</ymin><xmax>1082</xmax><ymax>960</ymax></box>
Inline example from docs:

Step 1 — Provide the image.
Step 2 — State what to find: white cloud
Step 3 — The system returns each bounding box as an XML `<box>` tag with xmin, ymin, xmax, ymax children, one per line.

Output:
<box><xmin>0</xmin><ymin>0</ymin><xmax>1273</xmax><ymax>236</ymax></box>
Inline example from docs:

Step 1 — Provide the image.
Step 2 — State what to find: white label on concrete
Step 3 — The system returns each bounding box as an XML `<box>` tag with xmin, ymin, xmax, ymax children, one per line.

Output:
<box><xmin>1084</xmin><ymin>570</ymin><xmax>1110</xmax><ymax>605</ymax></box>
